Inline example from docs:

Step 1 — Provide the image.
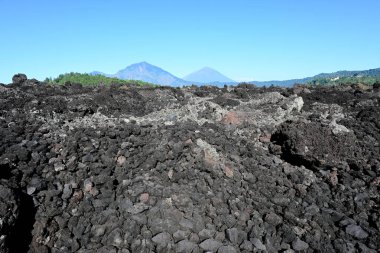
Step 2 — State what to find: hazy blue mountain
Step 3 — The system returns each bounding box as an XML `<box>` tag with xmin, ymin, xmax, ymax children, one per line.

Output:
<box><xmin>183</xmin><ymin>67</ymin><xmax>235</xmax><ymax>83</ymax></box>
<box><xmin>90</xmin><ymin>62</ymin><xmax>190</xmax><ymax>86</ymax></box>
<box><xmin>251</xmin><ymin>79</ymin><xmax>310</xmax><ymax>87</ymax></box>
<box><xmin>112</xmin><ymin>62</ymin><xmax>188</xmax><ymax>86</ymax></box>
<box><xmin>90</xmin><ymin>63</ymin><xmax>380</xmax><ymax>87</ymax></box>
<box><xmin>250</xmin><ymin>67</ymin><xmax>380</xmax><ymax>87</ymax></box>
<box><xmin>313</xmin><ymin>68</ymin><xmax>380</xmax><ymax>78</ymax></box>
<box><xmin>90</xmin><ymin>71</ymin><xmax>110</xmax><ymax>77</ymax></box>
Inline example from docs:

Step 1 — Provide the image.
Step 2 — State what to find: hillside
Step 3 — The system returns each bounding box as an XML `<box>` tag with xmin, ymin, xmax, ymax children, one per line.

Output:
<box><xmin>314</xmin><ymin>68</ymin><xmax>380</xmax><ymax>79</ymax></box>
<box><xmin>251</xmin><ymin>68</ymin><xmax>380</xmax><ymax>87</ymax></box>
<box><xmin>307</xmin><ymin>76</ymin><xmax>380</xmax><ymax>86</ymax></box>
<box><xmin>47</xmin><ymin>72</ymin><xmax>155</xmax><ymax>87</ymax></box>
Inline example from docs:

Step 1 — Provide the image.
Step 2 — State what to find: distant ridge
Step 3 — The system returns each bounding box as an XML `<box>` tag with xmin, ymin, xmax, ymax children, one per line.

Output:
<box><xmin>250</xmin><ymin>68</ymin><xmax>380</xmax><ymax>87</ymax></box>
<box><xmin>90</xmin><ymin>63</ymin><xmax>380</xmax><ymax>87</ymax></box>
<box><xmin>183</xmin><ymin>67</ymin><xmax>235</xmax><ymax>83</ymax></box>
<box><xmin>90</xmin><ymin>62</ymin><xmax>234</xmax><ymax>86</ymax></box>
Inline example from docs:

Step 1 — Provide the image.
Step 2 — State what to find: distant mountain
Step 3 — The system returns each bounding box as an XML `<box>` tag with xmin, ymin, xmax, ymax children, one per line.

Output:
<box><xmin>90</xmin><ymin>63</ymin><xmax>380</xmax><ymax>87</ymax></box>
<box><xmin>112</xmin><ymin>62</ymin><xmax>189</xmax><ymax>86</ymax></box>
<box><xmin>250</xmin><ymin>68</ymin><xmax>380</xmax><ymax>87</ymax></box>
<box><xmin>183</xmin><ymin>67</ymin><xmax>235</xmax><ymax>83</ymax></box>
<box><xmin>90</xmin><ymin>62</ymin><xmax>189</xmax><ymax>86</ymax></box>
<box><xmin>251</xmin><ymin>78</ymin><xmax>311</xmax><ymax>87</ymax></box>
<box><xmin>90</xmin><ymin>71</ymin><xmax>110</xmax><ymax>77</ymax></box>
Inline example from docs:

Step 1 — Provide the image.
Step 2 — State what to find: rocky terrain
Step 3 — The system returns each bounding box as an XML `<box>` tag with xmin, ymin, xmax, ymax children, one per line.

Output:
<box><xmin>0</xmin><ymin>74</ymin><xmax>379</xmax><ymax>253</ymax></box>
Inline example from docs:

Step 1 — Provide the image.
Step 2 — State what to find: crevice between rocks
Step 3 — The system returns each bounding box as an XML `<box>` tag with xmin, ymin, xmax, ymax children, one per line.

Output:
<box><xmin>6</xmin><ymin>191</ymin><xmax>37</xmax><ymax>253</ymax></box>
<box><xmin>279</xmin><ymin>152</ymin><xmax>322</xmax><ymax>171</ymax></box>
<box><xmin>0</xmin><ymin>163</ymin><xmax>12</xmax><ymax>180</ymax></box>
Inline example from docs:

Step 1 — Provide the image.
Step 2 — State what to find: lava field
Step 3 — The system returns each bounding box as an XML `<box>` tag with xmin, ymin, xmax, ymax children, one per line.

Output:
<box><xmin>0</xmin><ymin>75</ymin><xmax>379</xmax><ymax>253</ymax></box>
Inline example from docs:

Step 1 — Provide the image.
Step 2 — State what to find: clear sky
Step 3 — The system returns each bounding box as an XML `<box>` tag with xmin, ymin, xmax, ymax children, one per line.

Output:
<box><xmin>1</xmin><ymin>0</ymin><xmax>379</xmax><ymax>83</ymax></box>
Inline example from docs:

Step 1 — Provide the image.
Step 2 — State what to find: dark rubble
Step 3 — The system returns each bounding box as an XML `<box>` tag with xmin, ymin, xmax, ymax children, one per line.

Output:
<box><xmin>0</xmin><ymin>76</ymin><xmax>379</xmax><ymax>253</ymax></box>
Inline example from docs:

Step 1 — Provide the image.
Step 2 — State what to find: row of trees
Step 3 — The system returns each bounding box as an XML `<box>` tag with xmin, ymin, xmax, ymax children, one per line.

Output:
<box><xmin>307</xmin><ymin>76</ymin><xmax>380</xmax><ymax>86</ymax></box>
<box><xmin>44</xmin><ymin>72</ymin><xmax>155</xmax><ymax>87</ymax></box>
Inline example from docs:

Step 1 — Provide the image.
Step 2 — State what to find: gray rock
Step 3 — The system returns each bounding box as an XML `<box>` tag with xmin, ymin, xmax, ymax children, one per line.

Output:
<box><xmin>240</xmin><ymin>240</ymin><xmax>253</xmax><ymax>251</ymax></box>
<box><xmin>333</xmin><ymin>241</ymin><xmax>357</xmax><ymax>253</ymax></box>
<box><xmin>218</xmin><ymin>245</ymin><xmax>237</xmax><ymax>253</ymax></box>
<box><xmin>126</xmin><ymin>203</ymin><xmax>149</xmax><ymax>214</ymax></box>
<box><xmin>199</xmin><ymin>229</ymin><xmax>215</xmax><ymax>240</ymax></box>
<box><xmin>54</xmin><ymin>162</ymin><xmax>65</xmax><ymax>172</ymax></box>
<box><xmin>180</xmin><ymin>218</ymin><xmax>194</xmax><ymax>230</ymax></box>
<box><xmin>117</xmin><ymin>155</ymin><xmax>127</xmax><ymax>166</ymax></box>
<box><xmin>265</xmin><ymin>212</ymin><xmax>283</xmax><ymax>226</ymax></box>
<box><xmin>189</xmin><ymin>233</ymin><xmax>200</xmax><ymax>243</ymax></box>
<box><xmin>242</xmin><ymin>172</ymin><xmax>256</xmax><ymax>183</ymax></box>
<box><xmin>121</xmin><ymin>142</ymin><xmax>132</xmax><ymax>149</ymax></box>
<box><xmin>339</xmin><ymin>218</ymin><xmax>356</xmax><ymax>227</ymax></box>
<box><xmin>272</xmin><ymin>197</ymin><xmax>291</xmax><ymax>206</ymax></box>
<box><xmin>354</xmin><ymin>192</ymin><xmax>369</xmax><ymax>202</ymax></box>
<box><xmin>226</xmin><ymin>228</ymin><xmax>238</xmax><ymax>244</ymax></box>
<box><xmin>345</xmin><ymin>224</ymin><xmax>369</xmax><ymax>239</ymax></box>
<box><xmin>27</xmin><ymin>186</ymin><xmax>36</xmax><ymax>195</ymax></box>
<box><xmin>215</xmin><ymin>231</ymin><xmax>225</xmax><ymax>241</ymax></box>
<box><xmin>83</xmin><ymin>178</ymin><xmax>94</xmax><ymax>192</ymax></box>
<box><xmin>345</xmin><ymin>242</ymin><xmax>356</xmax><ymax>253</ymax></box>
<box><xmin>81</xmin><ymin>154</ymin><xmax>95</xmax><ymax>163</ymax></box>
<box><xmin>91</xmin><ymin>225</ymin><xmax>106</xmax><ymax>238</ymax></box>
<box><xmin>0</xmin><ymin>85</ymin><xmax>7</xmax><ymax>92</ymax></box>
<box><xmin>107</xmin><ymin>228</ymin><xmax>123</xmax><ymax>247</ymax></box>
<box><xmin>292</xmin><ymin>238</ymin><xmax>309</xmax><ymax>251</ymax></box>
<box><xmin>199</xmin><ymin>239</ymin><xmax>222</xmax><ymax>252</ymax></box>
<box><xmin>251</xmin><ymin>238</ymin><xmax>266</xmax><ymax>251</ymax></box>
<box><xmin>357</xmin><ymin>243</ymin><xmax>377</xmax><ymax>253</ymax></box>
<box><xmin>176</xmin><ymin>240</ymin><xmax>196</xmax><ymax>253</ymax></box>
<box><xmin>152</xmin><ymin>232</ymin><xmax>171</xmax><ymax>246</ymax></box>
<box><xmin>173</xmin><ymin>230</ymin><xmax>190</xmax><ymax>242</ymax></box>
<box><xmin>118</xmin><ymin>197</ymin><xmax>133</xmax><ymax>210</ymax></box>
<box><xmin>31</xmin><ymin>152</ymin><xmax>40</xmax><ymax>161</ymax></box>
<box><xmin>97</xmin><ymin>245</ymin><xmax>117</xmax><ymax>253</ymax></box>
<box><xmin>62</xmin><ymin>184</ymin><xmax>72</xmax><ymax>199</ymax></box>
<box><xmin>305</xmin><ymin>204</ymin><xmax>320</xmax><ymax>216</ymax></box>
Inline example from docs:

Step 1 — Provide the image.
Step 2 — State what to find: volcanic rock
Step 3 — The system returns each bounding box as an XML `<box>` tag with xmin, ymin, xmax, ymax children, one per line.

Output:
<box><xmin>345</xmin><ymin>224</ymin><xmax>369</xmax><ymax>239</ymax></box>
<box><xmin>12</xmin><ymin>73</ymin><xmax>27</xmax><ymax>85</ymax></box>
<box><xmin>0</xmin><ymin>77</ymin><xmax>379</xmax><ymax>252</ymax></box>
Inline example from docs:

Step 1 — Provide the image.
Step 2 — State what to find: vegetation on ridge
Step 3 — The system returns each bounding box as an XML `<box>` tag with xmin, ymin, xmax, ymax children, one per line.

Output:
<box><xmin>45</xmin><ymin>72</ymin><xmax>156</xmax><ymax>87</ymax></box>
<box><xmin>43</xmin><ymin>72</ymin><xmax>380</xmax><ymax>88</ymax></box>
<box><xmin>306</xmin><ymin>76</ymin><xmax>380</xmax><ymax>86</ymax></box>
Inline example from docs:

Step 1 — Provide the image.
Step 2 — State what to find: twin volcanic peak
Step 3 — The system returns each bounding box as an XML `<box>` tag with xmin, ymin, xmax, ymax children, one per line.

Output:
<box><xmin>91</xmin><ymin>63</ymin><xmax>380</xmax><ymax>87</ymax></box>
<box><xmin>91</xmin><ymin>62</ymin><xmax>235</xmax><ymax>86</ymax></box>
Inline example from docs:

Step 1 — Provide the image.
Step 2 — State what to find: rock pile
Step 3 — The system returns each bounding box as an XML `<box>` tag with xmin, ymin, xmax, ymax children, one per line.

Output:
<box><xmin>0</xmin><ymin>75</ymin><xmax>379</xmax><ymax>252</ymax></box>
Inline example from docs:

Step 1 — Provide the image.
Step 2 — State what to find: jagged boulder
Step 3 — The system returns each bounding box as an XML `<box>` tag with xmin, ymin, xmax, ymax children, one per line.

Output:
<box><xmin>12</xmin><ymin>73</ymin><xmax>27</xmax><ymax>85</ymax></box>
<box><xmin>271</xmin><ymin>121</ymin><xmax>361</xmax><ymax>169</ymax></box>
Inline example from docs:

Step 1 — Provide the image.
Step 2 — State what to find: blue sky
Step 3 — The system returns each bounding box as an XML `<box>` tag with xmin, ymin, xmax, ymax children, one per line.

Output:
<box><xmin>1</xmin><ymin>0</ymin><xmax>379</xmax><ymax>83</ymax></box>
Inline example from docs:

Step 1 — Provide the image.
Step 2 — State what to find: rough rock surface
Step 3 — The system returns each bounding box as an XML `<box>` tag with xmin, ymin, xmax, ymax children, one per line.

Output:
<box><xmin>0</xmin><ymin>76</ymin><xmax>379</xmax><ymax>252</ymax></box>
